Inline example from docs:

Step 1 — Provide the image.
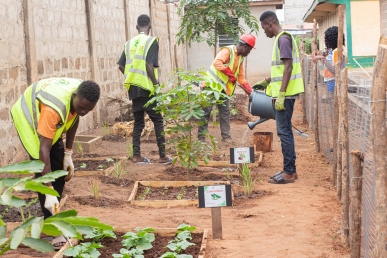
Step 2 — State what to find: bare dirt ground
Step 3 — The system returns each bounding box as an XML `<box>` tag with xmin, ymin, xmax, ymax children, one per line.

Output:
<box><xmin>3</xmin><ymin>93</ymin><xmax>349</xmax><ymax>258</ymax></box>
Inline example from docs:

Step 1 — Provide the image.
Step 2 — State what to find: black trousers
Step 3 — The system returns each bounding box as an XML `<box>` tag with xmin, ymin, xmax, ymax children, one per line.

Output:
<box><xmin>32</xmin><ymin>139</ymin><xmax>66</xmax><ymax>219</ymax></box>
<box><xmin>132</xmin><ymin>97</ymin><xmax>166</xmax><ymax>158</ymax></box>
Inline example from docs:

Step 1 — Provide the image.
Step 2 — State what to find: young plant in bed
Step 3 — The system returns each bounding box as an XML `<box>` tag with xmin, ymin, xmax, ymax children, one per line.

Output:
<box><xmin>161</xmin><ymin>223</ymin><xmax>196</xmax><ymax>258</ymax></box>
<box><xmin>146</xmin><ymin>69</ymin><xmax>226</xmax><ymax>178</ymax></box>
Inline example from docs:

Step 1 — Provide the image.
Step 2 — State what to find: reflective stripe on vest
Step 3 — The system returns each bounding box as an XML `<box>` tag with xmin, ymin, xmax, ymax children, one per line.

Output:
<box><xmin>267</xmin><ymin>31</ymin><xmax>304</xmax><ymax>98</ymax></box>
<box><xmin>206</xmin><ymin>45</ymin><xmax>243</xmax><ymax>96</ymax></box>
<box><xmin>124</xmin><ymin>34</ymin><xmax>158</xmax><ymax>93</ymax></box>
<box><xmin>11</xmin><ymin>78</ymin><xmax>80</xmax><ymax>159</ymax></box>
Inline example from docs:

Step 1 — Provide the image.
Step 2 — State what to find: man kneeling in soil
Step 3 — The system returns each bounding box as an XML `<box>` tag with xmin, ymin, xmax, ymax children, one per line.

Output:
<box><xmin>11</xmin><ymin>78</ymin><xmax>101</xmax><ymax>249</ymax></box>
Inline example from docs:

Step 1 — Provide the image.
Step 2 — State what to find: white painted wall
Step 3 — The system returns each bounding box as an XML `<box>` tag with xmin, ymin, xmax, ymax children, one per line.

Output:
<box><xmin>284</xmin><ymin>0</ymin><xmax>314</xmax><ymax>25</ymax></box>
<box><xmin>187</xmin><ymin>5</ymin><xmax>276</xmax><ymax>85</ymax></box>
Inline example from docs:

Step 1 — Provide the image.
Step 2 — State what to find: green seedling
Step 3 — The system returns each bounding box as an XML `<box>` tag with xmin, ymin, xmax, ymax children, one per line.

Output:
<box><xmin>113</xmin><ymin>159</ymin><xmax>126</xmax><ymax>179</ymax></box>
<box><xmin>121</xmin><ymin>227</ymin><xmax>155</xmax><ymax>252</ymax></box>
<box><xmin>20</xmin><ymin>197</ymin><xmax>38</xmax><ymax>222</ymax></box>
<box><xmin>239</xmin><ymin>163</ymin><xmax>257</xmax><ymax>196</ymax></box>
<box><xmin>105</xmin><ymin>158</ymin><xmax>114</xmax><ymax>163</ymax></box>
<box><xmin>97</xmin><ymin>164</ymin><xmax>106</xmax><ymax>170</ymax></box>
<box><xmin>89</xmin><ymin>179</ymin><xmax>100</xmax><ymax>199</ymax></box>
<box><xmin>176</xmin><ymin>187</ymin><xmax>186</xmax><ymax>200</ymax></box>
<box><xmin>84</xmin><ymin>228</ymin><xmax>117</xmax><ymax>242</ymax></box>
<box><xmin>79</xmin><ymin>163</ymin><xmax>87</xmax><ymax>169</ymax></box>
<box><xmin>161</xmin><ymin>223</ymin><xmax>196</xmax><ymax>258</ymax></box>
<box><xmin>125</xmin><ymin>141</ymin><xmax>134</xmax><ymax>160</ymax></box>
<box><xmin>63</xmin><ymin>242</ymin><xmax>103</xmax><ymax>258</ymax></box>
<box><xmin>75</xmin><ymin>141</ymin><xmax>83</xmax><ymax>157</ymax></box>
<box><xmin>113</xmin><ymin>248</ymin><xmax>144</xmax><ymax>258</ymax></box>
<box><xmin>102</xmin><ymin>121</ymin><xmax>111</xmax><ymax>135</ymax></box>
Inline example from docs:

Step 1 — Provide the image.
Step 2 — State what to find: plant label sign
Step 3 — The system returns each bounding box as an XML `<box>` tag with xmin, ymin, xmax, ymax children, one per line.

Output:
<box><xmin>230</xmin><ymin>147</ymin><xmax>255</xmax><ymax>164</ymax></box>
<box><xmin>198</xmin><ymin>185</ymin><xmax>232</xmax><ymax>208</ymax></box>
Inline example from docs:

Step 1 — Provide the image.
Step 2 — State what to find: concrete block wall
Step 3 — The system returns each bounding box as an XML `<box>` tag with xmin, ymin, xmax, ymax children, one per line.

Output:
<box><xmin>167</xmin><ymin>3</ymin><xmax>187</xmax><ymax>71</ymax></box>
<box><xmin>0</xmin><ymin>0</ymin><xmax>29</xmax><ymax>166</ymax></box>
<box><xmin>0</xmin><ymin>0</ymin><xmax>186</xmax><ymax>166</ymax></box>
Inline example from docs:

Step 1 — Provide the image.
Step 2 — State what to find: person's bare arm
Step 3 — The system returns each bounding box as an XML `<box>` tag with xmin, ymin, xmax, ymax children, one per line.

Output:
<box><xmin>146</xmin><ymin>63</ymin><xmax>158</xmax><ymax>85</ymax></box>
<box><xmin>65</xmin><ymin>118</ymin><xmax>79</xmax><ymax>149</ymax></box>
<box><xmin>280</xmin><ymin>58</ymin><xmax>293</xmax><ymax>92</ymax></box>
<box><xmin>39</xmin><ymin>136</ymin><xmax>53</xmax><ymax>186</ymax></box>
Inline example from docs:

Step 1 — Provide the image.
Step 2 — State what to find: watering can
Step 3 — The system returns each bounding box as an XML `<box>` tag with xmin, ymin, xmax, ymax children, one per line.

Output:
<box><xmin>247</xmin><ymin>90</ymin><xmax>275</xmax><ymax>130</ymax></box>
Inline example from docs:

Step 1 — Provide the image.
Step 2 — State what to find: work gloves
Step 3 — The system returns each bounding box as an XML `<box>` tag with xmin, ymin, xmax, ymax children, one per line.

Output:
<box><xmin>63</xmin><ymin>149</ymin><xmax>74</xmax><ymax>182</ymax></box>
<box><xmin>275</xmin><ymin>91</ymin><xmax>286</xmax><ymax>111</ymax></box>
<box><xmin>221</xmin><ymin>67</ymin><xmax>237</xmax><ymax>84</ymax></box>
<box><xmin>252</xmin><ymin>79</ymin><xmax>269</xmax><ymax>91</ymax></box>
<box><xmin>240</xmin><ymin>82</ymin><xmax>253</xmax><ymax>96</ymax></box>
<box><xmin>44</xmin><ymin>187</ymin><xmax>59</xmax><ymax>215</ymax></box>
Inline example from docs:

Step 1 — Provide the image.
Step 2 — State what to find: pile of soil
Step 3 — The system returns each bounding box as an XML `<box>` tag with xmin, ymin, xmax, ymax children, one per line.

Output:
<box><xmin>102</xmin><ymin>134</ymin><xmax>127</xmax><ymax>142</ymax></box>
<box><xmin>0</xmin><ymin>198</ymin><xmax>43</xmax><ymax>222</ymax></box>
<box><xmin>98</xmin><ymin>175</ymin><xmax>133</xmax><ymax>187</ymax></box>
<box><xmin>73</xmin><ymin>196</ymin><xmax>127</xmax><ymax>208</ymax></box>
<box><xmin>73</xmin><ymin>159</ymin><xmax>116</xmax><ymax>171</ymax></box>
<box><xmin>99</xmin><ymin>232</ymin><xmax>203</xmax><ymax>258</ymax></box>
<box><xmin>136</xmin><ymin>184</ymin><xmax>198</xmax><ymax>201</ymax></box>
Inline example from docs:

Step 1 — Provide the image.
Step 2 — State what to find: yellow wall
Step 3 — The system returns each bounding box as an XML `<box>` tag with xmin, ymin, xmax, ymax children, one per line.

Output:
<box><xmin>351</xmin><ymin>1</ymin><xmax>380</xmax><ymax>56</ymax></box>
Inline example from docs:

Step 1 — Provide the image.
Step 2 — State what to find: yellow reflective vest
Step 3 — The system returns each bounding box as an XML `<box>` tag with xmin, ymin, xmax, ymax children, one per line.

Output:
<box><xmin>11</xmin><ymin>78</ymin><xmax>80</xmax><ymax>159</ymax></box>
<box><xmin>206</xmin><ymin>45</ymin><xmax>243</xmax><ymax>96</ymax></box>
<box><xmin>266</xmin><ymin>31</ymin><xmax>304</xmax><ymax>98</ymax></box>
<box><xmin>124</xmin><ymin>33</ymin><xmax>159</xmax><ymax>95</ymax></box>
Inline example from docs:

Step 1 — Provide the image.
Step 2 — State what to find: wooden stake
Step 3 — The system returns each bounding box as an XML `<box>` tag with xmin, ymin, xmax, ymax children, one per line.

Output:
<box><xmin>299</xmin><ymin>36</ymin><xmax>307</xmax><ymax>125</ymax></box>
<box><xmin>371</xmin><ymin>36</ymin><xmax>387</xmax><ymax>258</ymax></box>
<box><xmin>350</xmin><ymin>149</ymin><xmax>363</xmax><ymax>258</ymax></box>
<box><xmin>340</xmin><ymin>68</ymin><xmax>349</xmax><ymax>247</ymax></box>
<box><xmin>335</xmin><ymin>62</ymin><xmax>342</xmax><ymax>200</ymax></box>
<box><xmin>312</xmin><ymin>19</ymin><xmax>320</xmax><ymax>152</ymax></box>
<box><xmin>336</xmin><ymin>5</ymin><xmax>344</xmax><ymax>65</ymax></box>
<box><xmin>211</xmin><ymin>207</ymin><xmax>222</xmax><ymax>239</ymax></box>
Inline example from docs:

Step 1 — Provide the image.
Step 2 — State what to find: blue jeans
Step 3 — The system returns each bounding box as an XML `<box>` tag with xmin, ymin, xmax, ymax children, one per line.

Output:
<box><xmin>273</xmin><ymin>99</ymin><xmax>296</xmax><ymax>175</ymax></box>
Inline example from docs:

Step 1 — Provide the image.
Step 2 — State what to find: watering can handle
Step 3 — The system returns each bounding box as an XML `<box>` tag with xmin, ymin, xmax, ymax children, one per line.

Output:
<box><xmin>248</xmin><ymin>97</ymin><xmax>252</xmax><ymax>114</ymax></box>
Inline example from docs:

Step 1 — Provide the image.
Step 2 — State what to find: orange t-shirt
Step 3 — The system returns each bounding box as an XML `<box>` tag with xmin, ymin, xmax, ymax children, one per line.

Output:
<box><xmin>212</xmin><ymin>46</ymin><xmax>247</xmax><ymax>85</ymax></box>
<box><xmin>37</xmin><ymin>102</ymin><xmax>76</xmax><ymax>139</ymax></box>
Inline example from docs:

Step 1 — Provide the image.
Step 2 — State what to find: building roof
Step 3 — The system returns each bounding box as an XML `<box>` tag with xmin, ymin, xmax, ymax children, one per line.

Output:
<box><xmin>303</xmin><ymin>0</ymin><xmax>337</xmax><ymax>22</ymax></box>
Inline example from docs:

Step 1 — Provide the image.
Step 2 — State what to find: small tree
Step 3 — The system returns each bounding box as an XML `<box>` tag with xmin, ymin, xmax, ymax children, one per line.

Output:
<box><xmin>177</xmin><ymin>0</ymin><xmax>260</xmax><ymax>57</ymax></box>
<box><xmin>0</xmin><ymin>160</ymin><xmax>113</xmax><ymax>255</ymax></box>
<box><xmin>147</xmin><ymin>69</ymin><xmax>228</xmax><ymax>178</ymax></box>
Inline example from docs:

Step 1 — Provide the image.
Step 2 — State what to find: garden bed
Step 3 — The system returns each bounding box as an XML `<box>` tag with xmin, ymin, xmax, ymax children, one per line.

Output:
<box><xmin>128</xmin><ymin>181</ymin><xmax>233</xmax><ymax>207</ymax></box>
<box><xmin>55</xmin><ymin>227</ymin><xmax>208</xmax><ymax>258</ymax></box>
<box><xmin>198</xmin><ymin>150</ymin><xmax>263</xmax><ymax>168</ymax></box>
<box><xmin>73</xmin><ymin>157</ymin><xmax>125</xmax><ymax>177</ymax></box>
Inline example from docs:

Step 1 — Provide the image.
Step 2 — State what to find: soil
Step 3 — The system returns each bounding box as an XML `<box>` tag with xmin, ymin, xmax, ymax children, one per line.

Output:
<box><xmin>73</xmin><ymin>196</ymin><xmax>128</xmax><ymax>208</ymax></box>
<box><xmin>136</xmin><ymin>184</ymin><xmax>198</xmax><ymax>200</ymax></box>
<box><xmin>5</xmin><ymin>91</ymin><xmax>350</xmax><ymax>257</ymax></box>
<box><xmin>98</xmin><ymin>232</ymin><xmax>203</xmax><ymax>258</ymax></box>
<box><xmin>102</xmin><ymin>134</ymin><xmax>128</xmax><ymax>142</ymax></box>
<box><xmin>73</xmin><ymin>159</ymin><xmax>115</xmax><ymax>171</ymax></box>
<box><xmin>229</xmin><ymin>94</ymin><xmax>254</xmax><ymax>123</ymax></box>
<box><xmin>0</xmin><ymin>198</ymin><xmax>43</xmax><ymax>222</ymax></box>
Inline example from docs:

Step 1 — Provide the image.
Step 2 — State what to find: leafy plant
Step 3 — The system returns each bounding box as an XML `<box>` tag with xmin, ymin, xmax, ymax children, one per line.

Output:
<box><xmin>19</xmin><ymin>198</ymin><xmax>38</xmax><ymax>222</ymax></box>
<box><xmin>63</xmin><ymin>242</ymin><xmax>103</xmax><ymax>258</ymax></box>
<box><xmin>176</xmin><ymin>187</ymin><xmax>186</xmax><ymax>200</ymax></box>
<box><xmin>239</xmin><ymin>163</ymin><xmax>256</xmax><ymax>196</ymax></box>
<box><xmin>112</xmin><ymin>159</ymin><xmax>125</xmax><ymax>179</ymax></box>
<box><xmin>89</xmin><ymin>178</ymin><xmax>100</xmax><ymax>199</ymax></box>
<box><xmin>113</xmin><ymin>247</ymin><xmax>144</xmax><ymax>258</ymax></box>
<box><xmin>161</xmin><ymin>224</ymin><xmax>196</xmax><ymax>258</ymax></box>
<box><xmin>75</xmin><ymin>141</ymin><xmax>84</xmax><ymax>157</ymax></box>
<box><xmin>146</xmin><ymin>69</ymin><xmax>226</xmax><ymax>177</ymax></box>
<box><xmin>102</xmin><ymin>121</ymin><xmax>111</xmax><ymax>135</ymax></box>
<box><xmin>84</xmin><ymin>228</ymin><xmax>117</xmax><ymax>243</ymax></box>
<box><xmin>177</xmin><ymin>0</ymin><xmax>259</xmax><ymax>58</ymax></box>
<box><xmin>79</xmin><ymin>163</ymin><xmax>87</xmax><ymax>169</ymax></box>
<box><xmin>105</xmin><ymin>158</ymin><xmax>114</xmax><ymax>163</ymax></box>
<box><xmin>121</xmin><ymin>227</ymin><xmax>155</xmax><ymax>252</ymax></box>
<box><xmin>125</xmin><ymin>141</ymin><xmax>134</xmax><ymax>160</ymax></box>
<box><xmin>0</xmin><ymin>160</ymin><xmax>113</xmax><ymax>255</ymax></box>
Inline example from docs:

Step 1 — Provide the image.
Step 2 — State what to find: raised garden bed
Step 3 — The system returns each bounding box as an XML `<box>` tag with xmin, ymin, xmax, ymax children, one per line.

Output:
<box><xmin>67</xmin><ymin>135</ymin><xmax>101</xmax><ymax>154</ymax></box>
<box><xmin>198</xmin><ymin>150</ymin><xmax>263</xmax><ymax>168</ymax></box>
<box><xmin>73</xmin><ymin>157</ymin><xmax>126</xmax><ymax>177</ymax></box>
<box><xmin>128</xmin><ymin>181</ymin><xmax>233</xmax><ymax>207</ymax></box>
<box><xmin>55</xmin><ymin>227</ymin><xmax>208</xmax><ymax>258</ymax></box>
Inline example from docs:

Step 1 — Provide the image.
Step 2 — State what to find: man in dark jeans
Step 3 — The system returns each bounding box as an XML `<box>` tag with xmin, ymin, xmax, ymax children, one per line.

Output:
<box><xmin>117</xmin><ymin>14</ymin><xmax>171</xmax><ymax>164</ymax></box>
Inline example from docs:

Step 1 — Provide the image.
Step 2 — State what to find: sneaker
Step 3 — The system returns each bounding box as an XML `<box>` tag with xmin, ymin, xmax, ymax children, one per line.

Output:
<box><xmin>159</xmin><ymin>156</ymin><xmax>173</xmax><ymax>165</ymax></box>
<box><xmin>132</xmin><ymin>156</ymin><xmax>151</xmax><ymax>164</ymax></box>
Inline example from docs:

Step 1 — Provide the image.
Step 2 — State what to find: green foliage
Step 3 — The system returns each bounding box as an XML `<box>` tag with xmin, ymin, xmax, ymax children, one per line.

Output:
<box><xmin>121</xmin><ymin>227</ymin><xmax>155</xmax><ymax>251</ymax></box>
<box><xmin>84</xmin><ymin>228</ymin><xmax>117</xmax><ymax>242</ymax></box>
<box><xmin>125</xmin><ymin>141</ymin><xmax>134</xmax><ymax>160</ymax></box>
<box><xmin>113</xmin><ymin>159</ymin><xmax>125</xmax><ymax>179</ymax></box>
<box><xmin>113</xmin><ymin>248</ymin><xmax>144</xmax><ymax>258</ymax></box>
<box><xmin>295</xmin><ymin>36</ymin><xmax>319</xmax><ymax>55</ymax></box>
<box><xmin>177</xmin><ymin>0</ymin><xmax>259</xmax><ymax>48</ymax></box>
<box><xmin>161</xmin><ymin>223</ymin><xmax>196</xmax><ymax>258</ymax></box>
<box><xmin>0</xmin><ymin>160</ymin><xmax>113</xmax><ymax>255</ymax></box>
<box><xmin>102</xmin><ymin>121</ymin><xmax>111</xmax><ymax>135</ymax></box>
<box><xmin>75</xmin><ymin>141</ymin><xmax>84</xmax><ymax>157</ymax></box>
<box><xmin>89</xmin><ymin>178</ymin><xmax>100</xmax><ymax>199</ymax></box>
<box><xmin>146</xmin><ymin>69</ymin><xmax>225</xmax><ymax>175</ymax></box>
<box><xmin>239</xmin><ymin>163</ymin><xmax>256</xmax><ymax>196</ymax></box>
<box><xmin>63</xmin><ymin>242</ymin><xmax>103</xmax><ymax>258</ymax></box>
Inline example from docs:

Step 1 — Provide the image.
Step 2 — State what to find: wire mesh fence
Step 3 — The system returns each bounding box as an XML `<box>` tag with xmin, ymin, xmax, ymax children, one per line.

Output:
<box><xmin>302</xmin><ymin>55</ymin><xmax>375</xmax><ymax>257</ymax></box>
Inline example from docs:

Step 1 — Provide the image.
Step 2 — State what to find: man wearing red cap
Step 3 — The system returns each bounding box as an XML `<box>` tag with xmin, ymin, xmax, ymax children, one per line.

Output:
<box><xmin>198</xmin><ymin>34</ymin><xmax>255</xmax><ymax>143</ymax></box>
